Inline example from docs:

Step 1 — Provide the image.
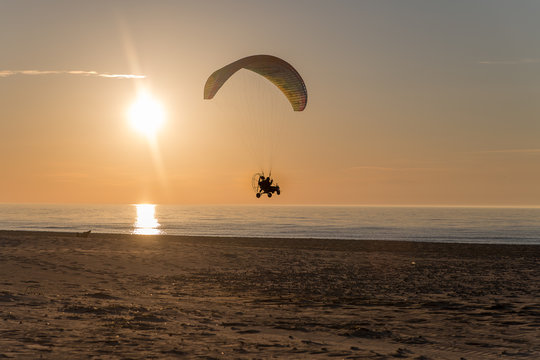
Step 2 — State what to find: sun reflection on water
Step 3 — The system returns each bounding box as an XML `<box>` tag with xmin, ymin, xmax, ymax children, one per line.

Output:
<box><xmin>133</xmin><ymin>204</ymin><xmax>163</xmax><ymax>235</ymax></box>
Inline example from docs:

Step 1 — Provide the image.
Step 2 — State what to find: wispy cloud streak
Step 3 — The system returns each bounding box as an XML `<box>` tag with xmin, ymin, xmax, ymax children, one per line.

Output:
<box><xmin>476</xmin><ymin>148</ymin><xmax>540</xmax><ymax>154</ymax></box>
<box><xmin>0</xmin><ymin>70</ymin><xmax>145</xmax><ymax>79</ymax></box>
<box><xmin>347</xmin><ymin>166</ymin><xmax>447</xmax><ymax>172</ymax></box>
<box><xmin>477</xmin><ymin>58</ymin><xmax>540</xmax><ymax>65</ymax></box>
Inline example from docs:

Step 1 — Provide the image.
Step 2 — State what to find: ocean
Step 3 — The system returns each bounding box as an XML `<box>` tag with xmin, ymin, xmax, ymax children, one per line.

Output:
<box><xmin>0</xmin><ymin>204</ymin><xmax>539</xmax><ymax>245</ymax></box>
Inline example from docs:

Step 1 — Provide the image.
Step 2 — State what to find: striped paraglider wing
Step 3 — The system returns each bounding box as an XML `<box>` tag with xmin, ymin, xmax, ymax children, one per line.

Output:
<box><xmin>204</xmin><ymin>55</ymin><xmax>307</xmax><ymax>111</ymax></box>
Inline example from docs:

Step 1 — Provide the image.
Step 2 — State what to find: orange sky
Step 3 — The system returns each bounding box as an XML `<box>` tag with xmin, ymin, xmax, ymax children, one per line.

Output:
<box><xmin>1</xmin><ymin>1</ymin><xmax>539</xmax><ymax>205</ymax></box>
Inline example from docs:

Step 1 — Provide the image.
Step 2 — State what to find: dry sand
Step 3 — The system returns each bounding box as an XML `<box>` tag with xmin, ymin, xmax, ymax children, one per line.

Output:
<box><xmin>0</xmin><ymin>230</ymin><xmax>539</xmax><ymax>359</ymax></box>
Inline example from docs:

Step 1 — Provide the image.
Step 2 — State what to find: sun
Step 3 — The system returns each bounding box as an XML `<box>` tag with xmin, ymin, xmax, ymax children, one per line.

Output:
<box><xmin>128</xmin><ymin>91</ymin><xmax>165</xmax><ymax>139</ymax></box>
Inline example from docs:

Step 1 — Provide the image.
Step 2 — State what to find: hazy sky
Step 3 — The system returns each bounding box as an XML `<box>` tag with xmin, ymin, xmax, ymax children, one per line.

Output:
<box><xmin>1</xmin><ymin>0</ymin><xmax>539</xmax><ymax>205</ymax></box>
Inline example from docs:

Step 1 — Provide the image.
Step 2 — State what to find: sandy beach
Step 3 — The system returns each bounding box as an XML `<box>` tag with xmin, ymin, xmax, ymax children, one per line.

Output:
<box><xmin>0</xmin><ymin>230</ymin><xmax>539</xmax><ymax>359</ymax></box>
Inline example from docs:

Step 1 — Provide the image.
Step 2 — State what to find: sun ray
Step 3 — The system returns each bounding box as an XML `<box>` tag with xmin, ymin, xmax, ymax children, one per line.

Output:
<box><xmin>127</xmin><ymin>89</ymin><xmax>169</xmax><ymax>196</ymax></box>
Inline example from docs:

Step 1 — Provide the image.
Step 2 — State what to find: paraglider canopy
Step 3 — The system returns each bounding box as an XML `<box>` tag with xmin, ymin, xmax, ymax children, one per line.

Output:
<box><xmin>204</xmin><ymin>55</ymin><xmax>307</xmax><ymax>111</ymax></box>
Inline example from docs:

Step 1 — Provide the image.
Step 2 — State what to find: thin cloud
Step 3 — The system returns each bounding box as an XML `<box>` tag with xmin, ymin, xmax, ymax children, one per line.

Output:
<box><xmin>347</xmin><ymin>166</ymin><xmax>447</xmax><ymax>172</ymax></box>
<box><xmin>348</xmin><ymin>166</ymin><xmax>396</xmax><ymax>172</ymax></box>
<box><xmin>477</xmin><ymin>58</ymin><xmax>540</xmax><ymax>65</ymax></box>
<box><xmin>0</xmin><ymin>70</ymin><xmax>145</xmax><ymax>79</ymax></box>
<box><xmin>476</xmin><ymin>148</ymin><xmax>540</xmax><ymax>154</ymax></box>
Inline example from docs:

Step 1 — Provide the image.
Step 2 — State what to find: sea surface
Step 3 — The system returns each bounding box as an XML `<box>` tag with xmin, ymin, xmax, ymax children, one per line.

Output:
<box><xmin>0</xmin><ymin>204</ymin><xmax>539</xmax><ymax>245</ymax></box>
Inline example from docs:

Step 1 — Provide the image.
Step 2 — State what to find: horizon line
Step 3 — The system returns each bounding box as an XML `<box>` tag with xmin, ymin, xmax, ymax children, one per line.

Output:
<box><xmin>1</xmin><ymin>202</ymin><xmax>539</xmax><ymax>209</ymax></box>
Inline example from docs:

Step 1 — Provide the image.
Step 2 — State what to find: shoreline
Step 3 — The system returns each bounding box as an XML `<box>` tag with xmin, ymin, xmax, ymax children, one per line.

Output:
<box><xmin>1</xmin><ymin>230</ymin><xmax>539</xmax><ymax>358</ymax></box>
<box><xmin>2</xmin><ymin>229</ymin><xmax>540</xmax><ymax>250</ymax></box>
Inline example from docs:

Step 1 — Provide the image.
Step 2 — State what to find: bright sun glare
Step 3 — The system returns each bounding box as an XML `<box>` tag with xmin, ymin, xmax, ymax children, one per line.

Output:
<box><xmin>128</xmin><ymin>91</ymin><xmax>165</xmax><ymax>138</ymax></box>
